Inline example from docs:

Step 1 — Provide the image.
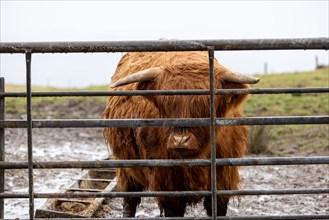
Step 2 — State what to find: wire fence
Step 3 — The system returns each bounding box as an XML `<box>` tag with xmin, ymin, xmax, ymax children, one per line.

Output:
<box><xmin>0</xmin><ymin>38</ymin><xmax>329</xmax><ymax>219</ymax></box>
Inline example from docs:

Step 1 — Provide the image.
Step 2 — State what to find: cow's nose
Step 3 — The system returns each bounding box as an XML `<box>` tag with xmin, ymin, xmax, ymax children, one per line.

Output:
<box><xmin>172</xmin><ymin>135</ymin><xmax>190</xmax><ymax>148</ymax></box>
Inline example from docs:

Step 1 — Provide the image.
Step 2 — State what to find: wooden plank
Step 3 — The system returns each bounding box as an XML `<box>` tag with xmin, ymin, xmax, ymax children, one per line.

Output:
<box><xmin>35</xmin><ymin>168</ymin><xmax>117</xmax><ymax>218</ymax></box>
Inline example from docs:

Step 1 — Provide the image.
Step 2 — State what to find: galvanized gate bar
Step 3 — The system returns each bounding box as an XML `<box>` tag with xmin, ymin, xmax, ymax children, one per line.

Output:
<box><xmin>1</xmin><ymin>87</ymin><xmax>329</xmax><ymax>98</ymax></box>
<box><xmin>215</xmin><ymin>116</ymin><xmax>329</xmax><ymax>126</ymax></box>
<box><xmin>3</xmin><ymin>215</ymin><xmax>329</xmax><ymax>220</ymax></box>
<box><xmin>25</xmin><ymin>51</ymin><xmax>35</xmax><ymax>219</ymax></box>
<box><xmin>1</xmin><ymin>188</ymin><xmax>329</xmax><ymax>199</ymax></box>
<box><xmin>0</xmin><ymin>77</ymin><xmax>5</xmax><ymax>219</ymax></box>
<box><xmin>0</xmin><ymin>156</ymin><xmax>328</xmax><ymax>169</ymax></box>
<box><xmin>208</xmin><ymin>46</ymin><xmax>217</xmax><ymax>219</ymax></box>
<box><xmin>31</xmin><ymin>215</ymin><xmax>329</xmax><ymax>220</ymax></box>
<box><xmin>0</xmin><ymin>38</ymin><xmax>328</xmax><ymax>53</ymax></box>
<box><xmin>27</xmin><ymin>188</ymin><xmax>329</xmax><ymax>197</ymax></box>
<box><xmin>4</xmin><ymin>215</ymin><xmax>329</xmax><ymax>220</ymax></box>
<box><xmin>1</xmin><ymin>116</ymin><xmax>328</xmax><ymax>128</ymax></box>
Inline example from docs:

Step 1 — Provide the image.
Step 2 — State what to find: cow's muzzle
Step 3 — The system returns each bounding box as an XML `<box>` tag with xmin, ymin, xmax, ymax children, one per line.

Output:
<box><xmin>167</xmin><ymin>133</ymin><xmax>199</xmax><ymax>157</ymax></box>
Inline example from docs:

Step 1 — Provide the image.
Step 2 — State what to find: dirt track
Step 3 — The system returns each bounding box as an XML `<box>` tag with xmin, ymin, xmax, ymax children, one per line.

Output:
<box><xmin>4</xmin><ymin>106</ymin><xmax>329</xmax><ymax>218</ymax></box>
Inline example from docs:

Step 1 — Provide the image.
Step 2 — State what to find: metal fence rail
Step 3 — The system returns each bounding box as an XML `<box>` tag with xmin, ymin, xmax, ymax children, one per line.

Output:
<box><xmin>6</xmin><ymin>215</ymin><xmax>329</xmax><ymax>220</ymax></box>
<box><xmin>2</xmin><ymin>188</ymin><xmax>329</xmax><ymax>199</ymax></box>
<box><xmin>1</xmin><ymin>116</ymin><xmax>329</xmax><ymax>128</ymax></box>
<box><xmin>0</xmin><ymin>38</ymin><xmax>329</xmax><ymax>219</ymax></box>
<box><xmin>0</xmin><ymin>77</ymin><xmax>5</xmax><ymax>219</ymax></box>
<box><xmin>1</xmin><ymin>87</ymin><xmax>329</xmax><ymax>98</ymax></box>
<box><xmin>0</xmin><ymin>38</ymin><xmax>328</xmax><ymax>53</ymax></box>
<box><xmin>1</xmin><ymin>156</ymin><xmax>329</xmax><ymax>170</ymax></box>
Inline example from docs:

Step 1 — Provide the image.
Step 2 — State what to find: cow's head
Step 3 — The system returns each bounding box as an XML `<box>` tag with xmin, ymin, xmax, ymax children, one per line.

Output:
<box><xmin>111</xmin><ymin>62</ymin><xmax>259</xmax><ymax>158</ymax></box>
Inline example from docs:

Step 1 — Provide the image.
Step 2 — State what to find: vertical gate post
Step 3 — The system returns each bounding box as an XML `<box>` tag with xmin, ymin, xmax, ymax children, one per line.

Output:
<box><xmin>0</xmin><ymin>77</ymin><xmax>5</xmax><ymax>218</ymax></box>
<box><xmin>25</xmin><ymin>51</ymin><xmax>34</xmax><ymax>219</ymax></box>
<box><xmin>208</xmin><ymin>46</ymin><xmax>217</xmax><ymax>219</ymax></box>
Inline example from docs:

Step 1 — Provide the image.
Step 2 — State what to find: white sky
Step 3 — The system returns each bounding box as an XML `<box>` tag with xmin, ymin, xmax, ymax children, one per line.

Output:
<box><xmin>0</xmin><ymin>0</ymin><xmax>328</xmax><ymax>88</ymax></box>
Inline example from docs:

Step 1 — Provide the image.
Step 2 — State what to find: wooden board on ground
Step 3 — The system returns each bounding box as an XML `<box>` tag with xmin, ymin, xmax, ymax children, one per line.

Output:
<box><xmin>35</xmin><ymin>168</ymin><xmax>117</xmax><ymax>218</ymax></box>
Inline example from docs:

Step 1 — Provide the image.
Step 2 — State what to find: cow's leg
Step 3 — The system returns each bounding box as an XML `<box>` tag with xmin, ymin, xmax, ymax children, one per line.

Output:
<box><xmin>122</xmin><ymin>181</ymin><xmax>143</xmax><ymax>217</ymax></box>
<box><xmin>203</xmin><ymin>196</ymin><xmax>229</xmax><ymax>216</ymax></box>
<box><xmin>162</xmin><ymin>198</ymin><xmax>186</xmax><ymax>217</ymax></box>
<box><xmin>118</xmin><ymin>170</ymin><xmax>144</xmax><ymax>218</ymax></box>
<box><xmin>123</xmin><ymin>196</ymin><xmax>141</xmax><ymax>217</ymax></box>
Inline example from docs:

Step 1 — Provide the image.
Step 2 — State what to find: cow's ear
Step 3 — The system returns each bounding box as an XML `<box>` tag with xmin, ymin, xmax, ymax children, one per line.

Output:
<box><xmin>222</xmin><ymin>82</ymin><xmax>250</xmax><ymax>108</ymax></box>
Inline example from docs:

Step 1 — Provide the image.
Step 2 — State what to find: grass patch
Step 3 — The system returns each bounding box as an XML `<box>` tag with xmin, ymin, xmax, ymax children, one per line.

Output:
<box><xmin>3</xmin><ymin>84</ymin><xmax>108</xmax><ymax>117</ymax></box>
<box><xmin>246</xmin><ymin>67</ymin><xmax>329</xmax><ymax>155</ymax></box>
<box><xmin>248</xmin><ymin>126</ymin><xmax>273</xmax><ymax>154</ymax></box>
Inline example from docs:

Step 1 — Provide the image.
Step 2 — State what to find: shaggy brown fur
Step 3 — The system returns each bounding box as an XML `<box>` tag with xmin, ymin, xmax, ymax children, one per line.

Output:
<box><xmin>102</xmin><ymin>51</ymin><xmax>249</xmax><ymax>217</ymax></box>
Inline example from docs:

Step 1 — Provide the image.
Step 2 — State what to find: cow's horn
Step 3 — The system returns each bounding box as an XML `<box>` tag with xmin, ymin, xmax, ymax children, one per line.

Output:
<box><xmin>110</xmin><ymin>67</ymin><xmax>163</xmax><ymax>88</ymax></box>
<box><xmin>221</xmin><ymin>71</ymin><xmax>260</xmax><ymax>84</ymax></box>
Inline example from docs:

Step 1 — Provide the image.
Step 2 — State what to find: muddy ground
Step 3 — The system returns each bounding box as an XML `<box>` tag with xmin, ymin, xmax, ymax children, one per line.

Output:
<box><xmin>3</xmin><ymin>101</ymin><xmax>329</xmax><ymax>218</ymax></box>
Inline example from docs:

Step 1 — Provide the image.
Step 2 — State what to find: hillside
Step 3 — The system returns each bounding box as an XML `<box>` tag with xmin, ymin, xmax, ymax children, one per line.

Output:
<box><xmin>3</xmin><ymin>67</ymin><xmax>329</xmax><ymax>155</ymax></box>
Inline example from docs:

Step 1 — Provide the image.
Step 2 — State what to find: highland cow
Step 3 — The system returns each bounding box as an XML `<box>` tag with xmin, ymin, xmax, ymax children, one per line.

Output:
<box><xmin>102</xmin><ymin>50</ymin><xmax>259</xmax><ymax>217</ymax></box>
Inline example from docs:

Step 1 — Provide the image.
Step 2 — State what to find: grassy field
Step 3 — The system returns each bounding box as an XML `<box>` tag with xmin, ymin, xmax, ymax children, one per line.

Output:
<box><xmin>3</xmin><ymin>67</ymin><xmax>329</xmax><ymax>155</ymax></box>
<box><xmin>4</xmin><ymin>84</ymin><xmax>108</xmax><ymax>116</ymax></box>
<box><xmin>245</xmin><ymin>67</ymin><xmax>329</xmax><ymax>117</ymax></box>
<box><xmin>246</xmin><ymin>67</ymin><xmax>328</xmax><ymax>155</ymax></box>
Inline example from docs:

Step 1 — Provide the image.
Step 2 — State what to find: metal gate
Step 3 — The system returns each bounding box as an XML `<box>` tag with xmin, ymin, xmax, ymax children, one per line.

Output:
<box><xmin>0</xmin><ymin>38</ymin><xmax>329</xmax><ymax>219</ymax></box>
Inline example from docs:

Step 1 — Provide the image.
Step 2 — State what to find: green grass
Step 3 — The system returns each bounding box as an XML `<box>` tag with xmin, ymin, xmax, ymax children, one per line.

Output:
<box><xmin>4</xmin><ymin>84</ymin><xmax>108</xmax><ymax>116</ymax></box>
<box><xmin>3</xmin><ymin>67</ymin><xmax>329</xmax><ymax>155</ymax></box>
<box><xmin>245</xmin><ymin>67</ymin><xmax>329</xmax><ymax>116</ymax></box>
<box><xmin>245</xmin><ymin>67</ymin><xmax>329</xmax><ymax>155</ymax></box>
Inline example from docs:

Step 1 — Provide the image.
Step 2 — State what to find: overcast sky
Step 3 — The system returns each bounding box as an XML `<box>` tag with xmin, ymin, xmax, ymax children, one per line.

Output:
<box><xmin>0</xmin><ymin>0</ymin><xmax>328</xmax><ymax>88</ymax></box>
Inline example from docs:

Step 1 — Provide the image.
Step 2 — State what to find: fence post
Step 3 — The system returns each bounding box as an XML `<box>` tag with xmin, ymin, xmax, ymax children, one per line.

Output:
<box><xmin>264</xmin><ymin>62</ymin><xmax>268</xmax><ymax>74</ymax></box>
<box><xmin>0</xmin><ymin>77</ymin><xmax>5</xmax><ymax>218</ymax></box>
<box><xmin>208</xmin><ymin>46</ymin><xmax>217</xmax><ymax>219</ymax></box>
<box><xmin>25</xmin><ymin>51</ymin><xmax>35</xmax><ymax>219</ymax></box>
